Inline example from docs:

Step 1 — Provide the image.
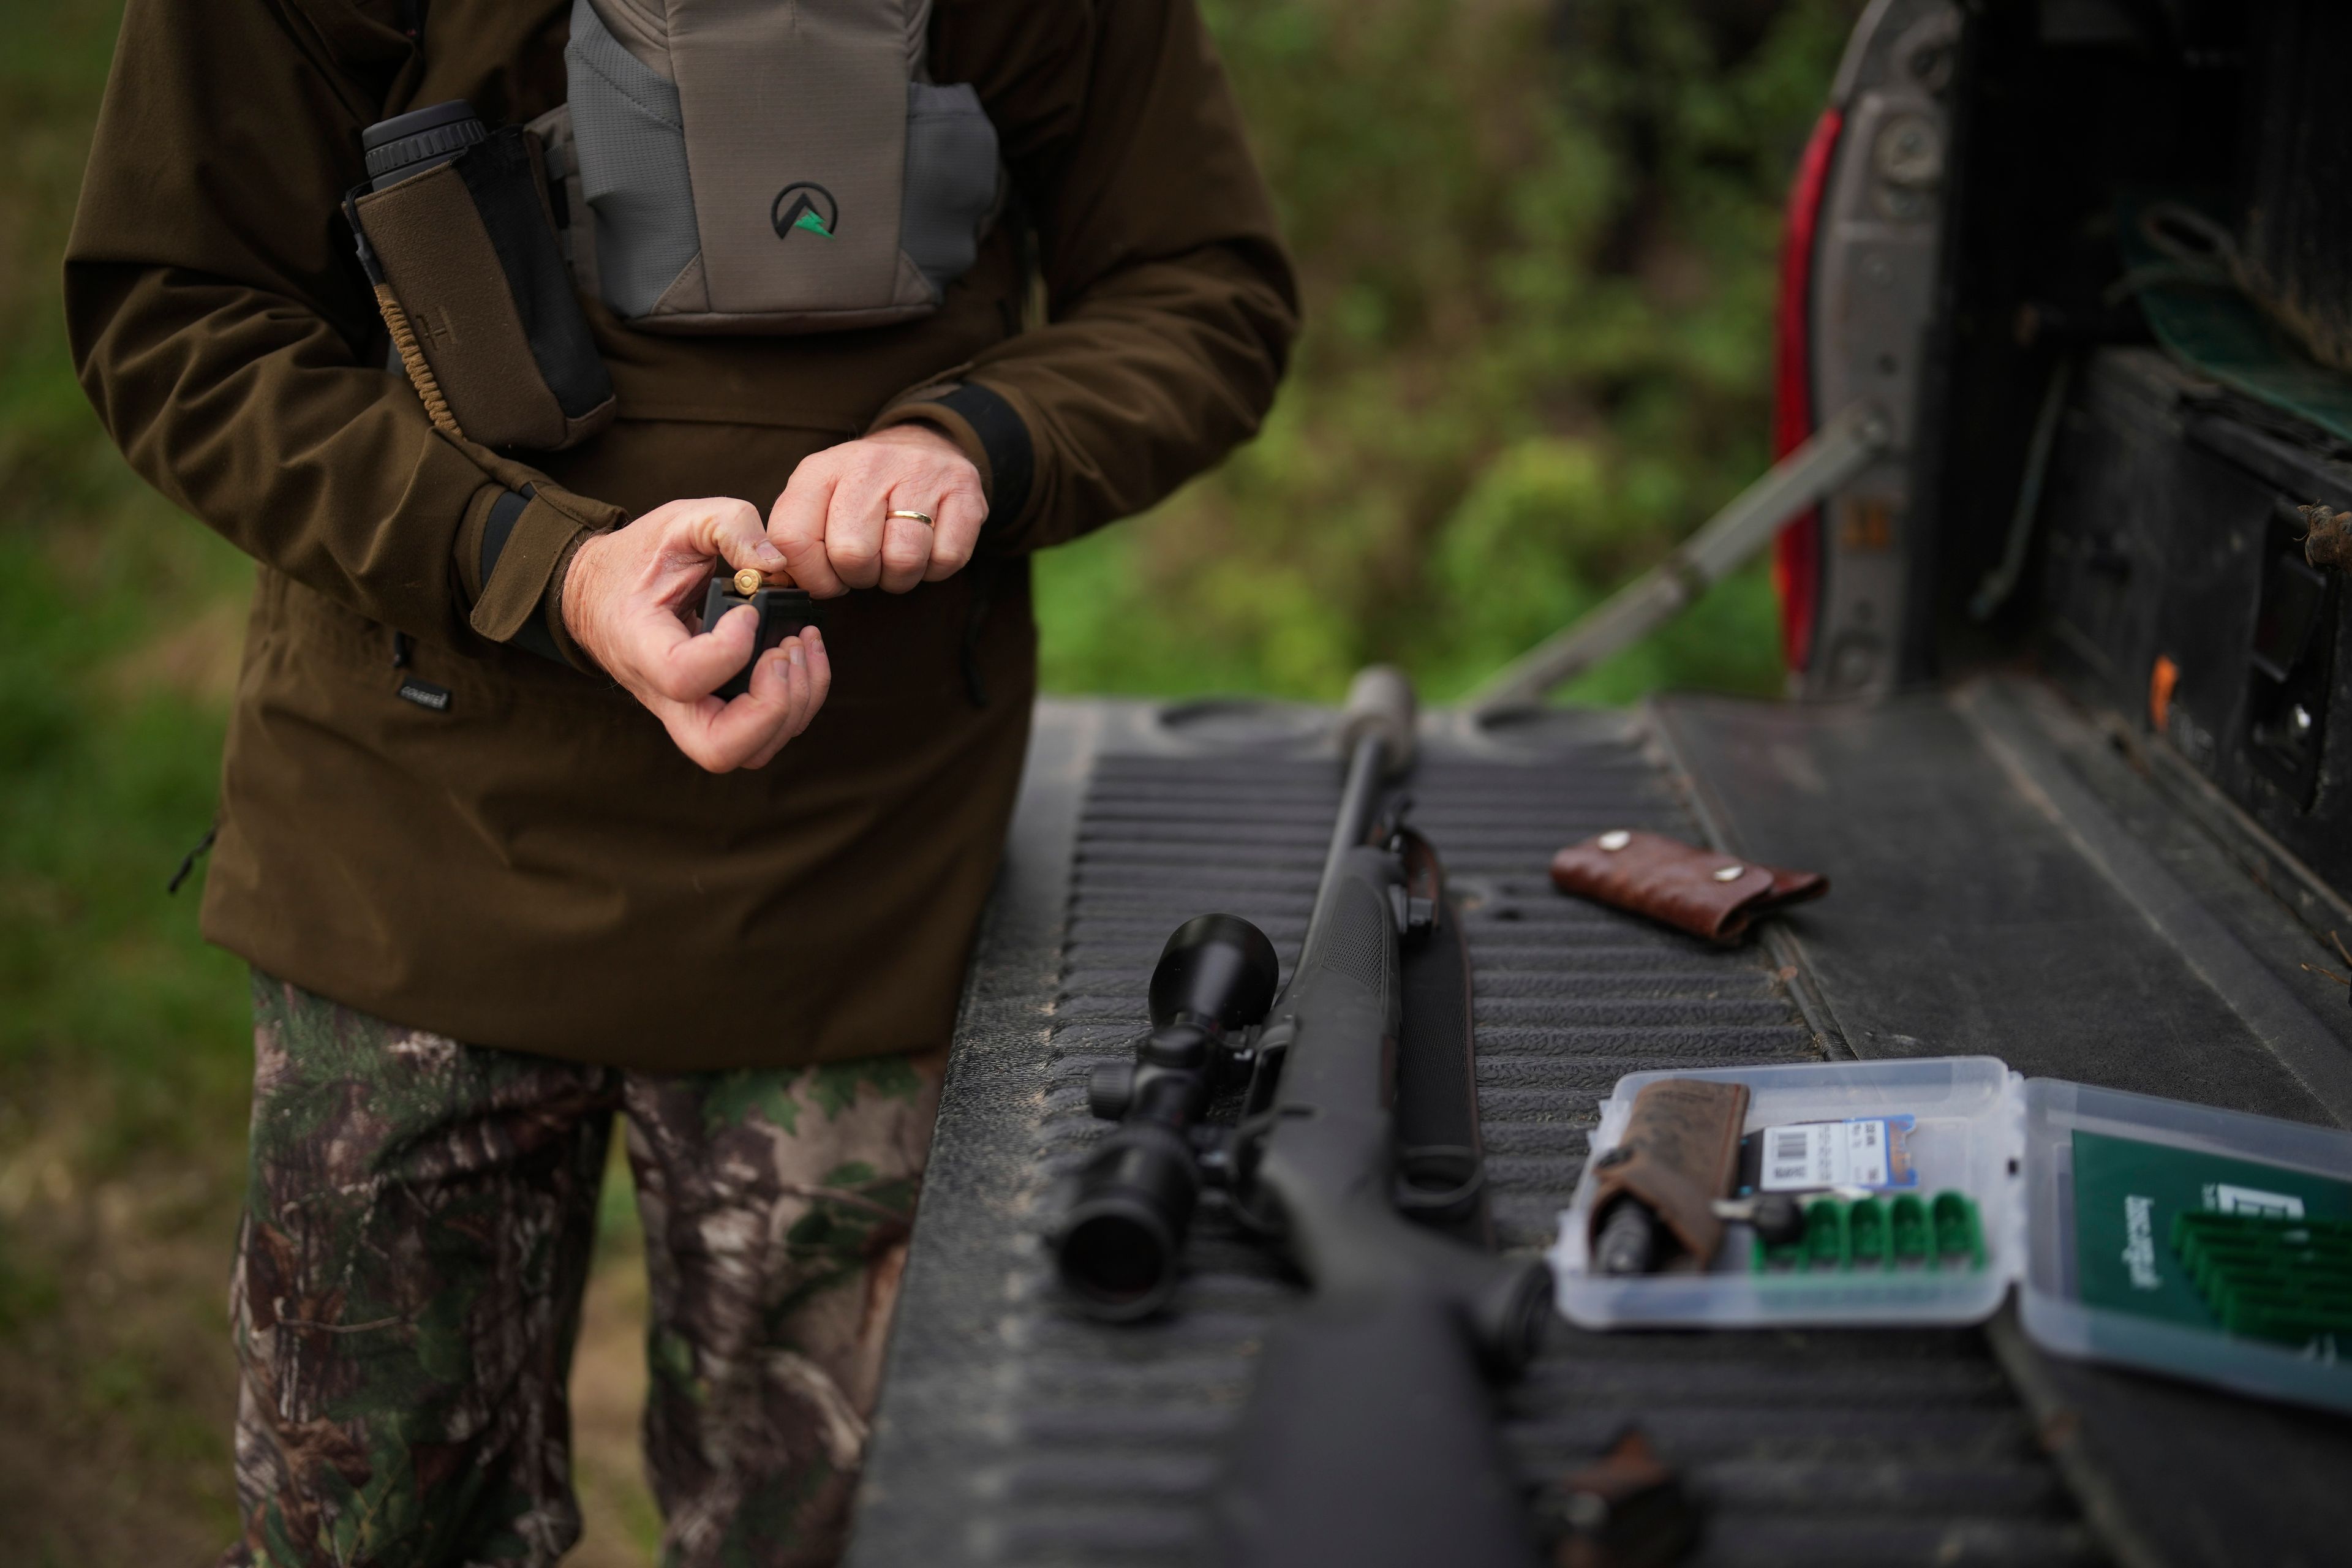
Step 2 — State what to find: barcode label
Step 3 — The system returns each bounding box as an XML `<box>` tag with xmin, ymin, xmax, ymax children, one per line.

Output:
<box><xmin>1757</xmin><ymin>1118</ymin><xmax>1905</xmax><ymax>1191</ymax></box>
<box><xmin>1768</xmin><ymin>1130</ymin><xmax>1812</xmax><ymax>1185</ymax></box>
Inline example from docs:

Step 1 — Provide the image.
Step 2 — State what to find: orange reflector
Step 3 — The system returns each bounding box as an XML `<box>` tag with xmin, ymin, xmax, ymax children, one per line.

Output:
<box><xmin>2149</xmin><ymin>655</ymin><xmax>2179</xmax><ymax>733</ymax></box>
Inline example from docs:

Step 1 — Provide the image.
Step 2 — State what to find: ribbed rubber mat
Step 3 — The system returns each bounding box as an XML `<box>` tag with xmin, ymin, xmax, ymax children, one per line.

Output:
<box><xmin>968</xmin><ymin>736</ymin><xmax>2096</xmax><ymax>1566</ymax></box>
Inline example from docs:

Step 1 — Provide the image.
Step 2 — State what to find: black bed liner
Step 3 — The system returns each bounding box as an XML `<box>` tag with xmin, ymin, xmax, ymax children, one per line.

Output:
<box><xmin>846</xmin><ymin>682</ymin><xmax>2352</xmax><ymax>1568</ymax></box>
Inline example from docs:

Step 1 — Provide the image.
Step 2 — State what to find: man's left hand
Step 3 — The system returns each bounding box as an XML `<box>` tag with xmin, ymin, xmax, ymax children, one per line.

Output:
<box><xmin>767</xmin><ymin>424</ymin><xmax>987</xmax><ymax>597</ymax></box>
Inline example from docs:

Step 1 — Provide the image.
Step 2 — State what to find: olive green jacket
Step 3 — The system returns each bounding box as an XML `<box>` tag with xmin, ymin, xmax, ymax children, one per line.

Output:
<box><xmin>66</xmin><ymin>0</ymin><xmax>1295</xmax><ymax>1068</ymax></box>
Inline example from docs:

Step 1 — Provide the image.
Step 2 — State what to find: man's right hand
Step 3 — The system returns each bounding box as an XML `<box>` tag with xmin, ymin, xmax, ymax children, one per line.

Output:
<box><xmin>560</xmin><ymin>497</ymin><xmax>831</xmax><ymax>773</ymax></box>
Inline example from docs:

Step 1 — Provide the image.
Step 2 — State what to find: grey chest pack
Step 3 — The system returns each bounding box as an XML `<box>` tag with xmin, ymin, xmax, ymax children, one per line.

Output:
<box><xmin>346</xmin><ymin>0</ymin><xmax>1001</xmax><ymax>451</ymax></box>
<box><xmin>545</xmin><ymin>0</ymin><xmax>1001</xmax><ymax>334</ymax></box>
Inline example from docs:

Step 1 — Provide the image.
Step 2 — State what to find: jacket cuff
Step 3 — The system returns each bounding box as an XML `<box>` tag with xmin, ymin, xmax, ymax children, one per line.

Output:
<box><xmin>457</xmin><ymin>483</ymin><xmax>595</xmax><ymax>664</ymax></box>
<box><xmin>871</xmin><ymin>381</ymin><xmax>1036</xmax><ymax>538</ymax></box>
<box><xmin>541</xmin><ymin>530</ymin><xmax>601</xmax><ymax>673</ymax></box>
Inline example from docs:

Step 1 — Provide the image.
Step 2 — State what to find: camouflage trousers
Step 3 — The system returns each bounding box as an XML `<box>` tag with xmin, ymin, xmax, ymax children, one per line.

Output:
<box><xmin>219</xmin><ymin>973</ymin><xmax>945</xmax><ymax>1568</ymax></box>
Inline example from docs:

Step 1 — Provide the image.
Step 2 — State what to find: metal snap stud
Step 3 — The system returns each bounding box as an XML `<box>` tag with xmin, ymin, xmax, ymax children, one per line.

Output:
<box><xmin>1597</xmin><ymin>830</ymin><xmax>1632</xmax><ymax>851</ymax></box>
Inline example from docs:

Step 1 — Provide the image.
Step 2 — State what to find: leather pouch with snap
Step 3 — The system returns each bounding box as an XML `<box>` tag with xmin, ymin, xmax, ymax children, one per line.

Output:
<box><xmin>346</xmin><ymin>127</ymin><xmax>616</xmax><ymax>451</ymax></box>
<box><xmin>1550</xmin><ymin>829</ymin><xmax>1828</xmax><ymax>945</ymax></box>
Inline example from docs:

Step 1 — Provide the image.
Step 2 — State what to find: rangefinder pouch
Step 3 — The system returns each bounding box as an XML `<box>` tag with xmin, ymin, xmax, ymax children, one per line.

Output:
<box><xmin>347</xmin><ymin>123</ymin><xmax>617</xmax><ymax>452</ymax></box>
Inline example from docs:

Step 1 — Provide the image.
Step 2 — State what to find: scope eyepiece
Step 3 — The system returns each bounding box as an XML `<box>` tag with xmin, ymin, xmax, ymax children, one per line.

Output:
<box><xmin>1055</xmin><ymin>1125</ymin><xmax>1200</xmax><ymax>1320</ymax></box>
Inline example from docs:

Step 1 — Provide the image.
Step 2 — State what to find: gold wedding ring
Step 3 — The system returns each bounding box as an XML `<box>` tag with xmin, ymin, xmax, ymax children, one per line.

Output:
<box><xmin>887</xmin><ymin>508</ymin><xmax>935</xmax><ymax>527</ymax></box>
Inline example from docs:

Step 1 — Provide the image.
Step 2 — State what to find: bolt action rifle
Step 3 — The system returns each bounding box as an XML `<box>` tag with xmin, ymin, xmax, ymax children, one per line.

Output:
<box><xmin>1052</xmin><ymin>667</ymin><xmax>1553</xmax><ymax>1568</ymax></box>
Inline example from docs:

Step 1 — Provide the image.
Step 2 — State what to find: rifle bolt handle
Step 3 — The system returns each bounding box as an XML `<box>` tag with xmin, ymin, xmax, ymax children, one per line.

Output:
<box><xmin>1387</xmin><ymin>885</ymin><xmax>1436</xmax><ymax>937</ymax></box>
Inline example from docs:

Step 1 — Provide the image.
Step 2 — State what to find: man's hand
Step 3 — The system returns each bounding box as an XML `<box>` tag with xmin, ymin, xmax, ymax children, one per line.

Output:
<box><xmin>561</xmin><ymin>497</ymin><xmax>830</xmax><ymax>773</ymax></box>
<box><xmin>768</xmin><ymin>423</ymin><xmax>986</xmax><ymax>597</ymax></box>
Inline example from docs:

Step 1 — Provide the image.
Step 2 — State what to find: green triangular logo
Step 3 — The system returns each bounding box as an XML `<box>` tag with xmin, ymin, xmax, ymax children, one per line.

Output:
<box><xmin>793</xmin><ymin>208</ymin><xmax>833</xmax><ymax>238</ymax></box>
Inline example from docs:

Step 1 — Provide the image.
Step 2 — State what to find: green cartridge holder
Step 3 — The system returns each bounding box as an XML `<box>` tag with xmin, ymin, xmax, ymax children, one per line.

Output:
<box><xmin>1753</xmin><ymin>1191</ymin><xmax>1985</xmax><ymax>1275</ymax></box>
<box><xmin>2171</xmin><ymin>1212</ymin><xmax>2352</xmax><ymax>1349</ymax></box>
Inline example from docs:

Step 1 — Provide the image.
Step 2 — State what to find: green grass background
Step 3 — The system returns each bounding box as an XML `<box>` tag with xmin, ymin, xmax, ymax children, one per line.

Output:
<box><xmin>0</xmin><ymin>0</ymin><xmax>1856</xmax><ymax>1554</ymax></box>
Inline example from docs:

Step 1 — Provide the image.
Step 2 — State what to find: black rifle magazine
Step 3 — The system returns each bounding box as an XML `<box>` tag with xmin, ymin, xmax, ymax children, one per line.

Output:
<box><xmin>699</xmin><ymin>576</ymin><xmax>822</xmax><ymax>701</ymax></box>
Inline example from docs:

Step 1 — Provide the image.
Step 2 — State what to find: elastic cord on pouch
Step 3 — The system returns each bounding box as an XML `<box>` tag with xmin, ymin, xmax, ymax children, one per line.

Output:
<box><xmin>374</xmin><ymin>284</ymin><xmax>463</xmax><ymax>439</ymax></box>
<box><xmin>344</xmin><ymin>188</ymin><xmax>464</xmax><ymax>440</ymax></box>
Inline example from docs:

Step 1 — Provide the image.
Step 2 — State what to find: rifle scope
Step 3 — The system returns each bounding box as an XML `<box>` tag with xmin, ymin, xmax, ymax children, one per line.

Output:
<box><xmin>1054</xmin><ymin>913</ymin><xmax>1280</xmax><ymax>1320</ymax></box>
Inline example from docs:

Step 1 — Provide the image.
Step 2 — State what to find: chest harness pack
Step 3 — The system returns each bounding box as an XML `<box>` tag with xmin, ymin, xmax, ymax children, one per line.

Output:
<box><xmin>346</xmin><ymin>0</ymin><xmax>1004</xmax><ymax>451</ymax></box>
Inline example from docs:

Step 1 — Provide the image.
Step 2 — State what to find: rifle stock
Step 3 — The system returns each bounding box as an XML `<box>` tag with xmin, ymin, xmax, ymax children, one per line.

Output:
<box><xmin>1212</xmin><ymin>1287</ymin><xmax>1542</xmax><ymax>1567</ymax></box>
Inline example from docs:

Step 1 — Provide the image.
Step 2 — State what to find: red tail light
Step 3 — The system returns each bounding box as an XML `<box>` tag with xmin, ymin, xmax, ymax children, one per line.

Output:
<box><xmin>1771</xmin><ymin>108</ymin><xmax>1844</xmax><ymax>674</ymax></box>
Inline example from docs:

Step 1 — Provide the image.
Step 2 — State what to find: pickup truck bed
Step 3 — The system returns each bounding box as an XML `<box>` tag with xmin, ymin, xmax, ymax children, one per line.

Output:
<box><xmin>844</xmin><ymin>680</ymin><xmax>2352</xmax><ymax>1567</ymax></box>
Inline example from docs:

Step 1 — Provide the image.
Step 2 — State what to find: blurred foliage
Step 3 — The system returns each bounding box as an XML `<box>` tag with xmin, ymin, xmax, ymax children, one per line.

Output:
<box><xmin>0</xmin><ymin>0</ymin><xmax>254</xmax><ymax>1147</ymax></box>
<box><xmin>1</xmin><ymin>2</ymin><xmax>253</xmax><ymax>1550</ymax></box>
<box><xmin>1035</xmin><ymin>0</ymin><xmax>1861</xmax><ymax>701</ymax></box>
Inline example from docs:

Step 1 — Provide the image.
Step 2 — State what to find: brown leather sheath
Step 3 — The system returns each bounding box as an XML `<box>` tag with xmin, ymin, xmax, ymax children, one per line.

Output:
<box><xmin>1588</xmin><ymin>1078</ymin><xmax>1752</xmax><ymax>1266</ymax></box>
<box><xmin>1551</xmin><ymin>829</ymin><xmax>1827</xmax><ymax>945</ymax></box>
